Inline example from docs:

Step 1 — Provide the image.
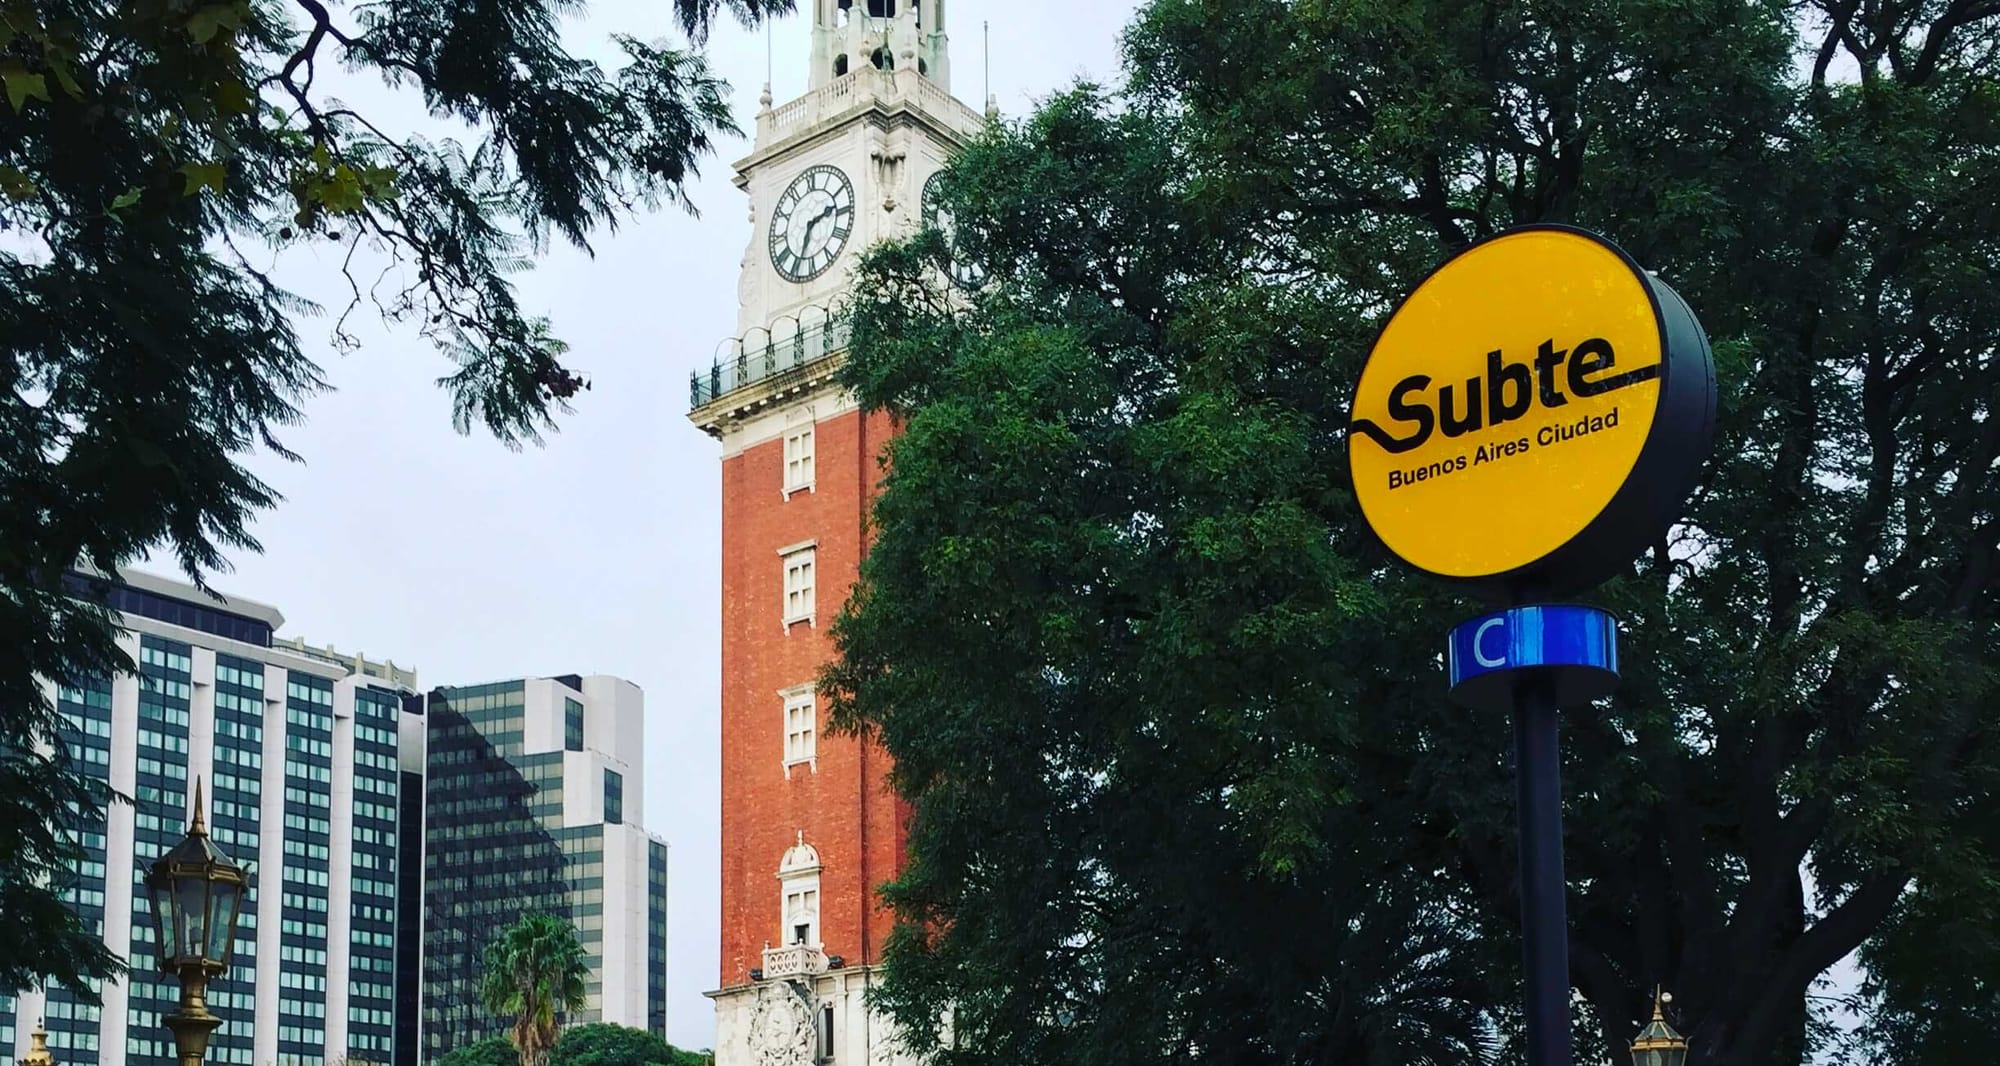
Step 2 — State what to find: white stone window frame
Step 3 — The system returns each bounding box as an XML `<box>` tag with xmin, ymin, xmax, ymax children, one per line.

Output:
<box><xmin>782</xmin><ymin>683</ymin><xmax>817</xmax><ymax>777</ymax></box>
<box><xmin>776</xmin><ymin>835</ymin><xmax>823</xmax><ymax>954</ymax></box>
<box><xmin>780</xmin><ymin>539</ymin><xmax>818</xmax><ymax>628</ymax></box>
<box><xmin>783</xmin><ymin>422</ymin><xmax>816</xmax><ymax>498</ymax></box>
<box><xmin>782</xmin><ymin>882</ymin><xmax>821</xmax><ymax>950</ymax></box>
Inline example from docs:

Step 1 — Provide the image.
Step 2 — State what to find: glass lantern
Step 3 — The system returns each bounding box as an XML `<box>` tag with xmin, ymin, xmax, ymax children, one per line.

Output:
<box><xmin>1631</xmin><ymin>989</ymin><xmax>1689</xmax><ymax>1066</ymax></box>
<box><xmin>143</xmin><ymin>780</ymin><xmax>249</xmax><ymax>977</ymax></box>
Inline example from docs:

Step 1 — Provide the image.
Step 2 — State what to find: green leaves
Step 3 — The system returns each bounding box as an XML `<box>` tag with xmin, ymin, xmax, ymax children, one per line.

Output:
<box><xmin>186</xmin><ymin>2</ymin><xmax>250</xmax><ymax>45</ymax></box>
<box><xmin>548</xmin><ymin>1023</ymin><xmax>710</xmax><ymax>1066</ymax></box>
<box><xmin>830</xmin><ymin>3</ymin><xmax>2000</xmax><ymax>1065</ymax></box>
<box><xmin>178</xmin><ymin>161</ymin><xmax>226</xmax><ymax>196</ymax></box>
<box><xmin>478</xmin><ymin>913</ymin><xmax>592</xmax><ymax>1066</ymax></box>
<box><xmin>828</xmin><ymin>88</ymin><xmax>1496</xmax><ymax>1066</ymax></box>
<box><xmin>0</xmin><ymin>164</ymin><xmax>35</xmax><ymax>201</ymax></box>
<box><xmin>433</xmin><ymin>1038</ymin><xmax>520</xmax><ymax>1066</ymax></box>
<box><xmin>0</xmin><ymin>60</ymin><xmax>48</xmax><ymax>113</ymax></box>
<box><xmin>0</xmin><ymin>0</ymin><xmax>781</xmax><ymax>1011</ymax></box>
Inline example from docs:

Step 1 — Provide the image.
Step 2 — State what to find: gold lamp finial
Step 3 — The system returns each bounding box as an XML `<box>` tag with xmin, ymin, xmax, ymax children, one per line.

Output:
<box><xmin>188</xmin><ymin>777</ymin><xmax>206</xmax><ymax>837</ymax></box>
<box><xmin>21</xmin><ymin>1019</ymin><xmax>56</xmax><ymax>1066</ymax></box>
<box><xmin>1631</xmin><ymin>988</ymin><xmax>1688</xmax><ymax>1066</ymax></box>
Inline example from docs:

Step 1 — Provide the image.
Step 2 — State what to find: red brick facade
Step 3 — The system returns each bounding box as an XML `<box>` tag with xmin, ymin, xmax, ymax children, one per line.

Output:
<box><xmin>716</xmin><ymin>403</ymin><xmax>907</xmax><ymax>986</ymax></box>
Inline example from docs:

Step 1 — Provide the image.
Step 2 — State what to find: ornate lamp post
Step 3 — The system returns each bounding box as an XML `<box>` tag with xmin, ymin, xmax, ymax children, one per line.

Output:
<box><xmin>1630</xmin><ymin>990</ymin><xmax>1690</xmax><ymax>1066</ymax></box>
<box><xmin>142</xmin><ymin>780</ymin><xmax>249</xmax><ymax>1066</ymax></box>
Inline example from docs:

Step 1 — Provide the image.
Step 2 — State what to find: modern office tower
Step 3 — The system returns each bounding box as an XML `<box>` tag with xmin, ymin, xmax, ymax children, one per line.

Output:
<box><xmin>0</xmin><ymin>569</ymin><xmax>422</xmax><ymax>1066</ymax></box>
<box><xmin>684</xmin><ymin>2</ymin><xmax>984</xmax><ymax>1062</ymax></box>
<box><xmin>417</xmin><ymin>675</ymin><xmax>669</xmax><ymax>1058</ymax></box>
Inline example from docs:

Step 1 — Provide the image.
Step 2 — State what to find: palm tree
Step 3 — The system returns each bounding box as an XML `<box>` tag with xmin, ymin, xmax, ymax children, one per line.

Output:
<box><xmin>479</xmin><ymin>913</ymin><xmax>591</xmax><ymax>1066</ymax></box>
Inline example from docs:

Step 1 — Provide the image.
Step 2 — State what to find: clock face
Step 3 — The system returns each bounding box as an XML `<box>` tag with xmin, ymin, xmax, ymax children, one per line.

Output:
<box><xmin>768</xmin><ymin>165</ymin><xmax>855</xmax><ymax>283</ymax></box>
<box><xmin>922</xmin><ymin>172</ymin><xmax>987</xmax><ymax>291</ymax></box>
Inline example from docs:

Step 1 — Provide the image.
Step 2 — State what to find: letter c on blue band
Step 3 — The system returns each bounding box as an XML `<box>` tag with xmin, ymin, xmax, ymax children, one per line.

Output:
<box><xmin>1472</xmin><ymin>617</ymin><xmax>1507</xmax><ymax>668</ymax></box>
<box><xmin>1447</xmin><ymin>604</ymin><xmax>1620</xmax><ymax>712</ymax></box>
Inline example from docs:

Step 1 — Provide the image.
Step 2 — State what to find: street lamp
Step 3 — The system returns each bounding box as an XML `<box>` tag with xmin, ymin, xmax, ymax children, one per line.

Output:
<box><xmin>143</xmin><ymin>779</ymin><xmax>249</xmax><ymax>1066</ymax></box>
<box><xmin>1630</xmin><ymin>989</ymin><xmax>1689</xmax><ymax>1066</ymax></box>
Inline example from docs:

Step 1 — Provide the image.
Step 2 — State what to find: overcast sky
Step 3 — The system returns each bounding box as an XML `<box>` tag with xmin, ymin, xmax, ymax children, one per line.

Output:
<box><xmin>165</xmin><ymin>0</ymin><xmax>1138</xmax><ymax>1051</ymax></box>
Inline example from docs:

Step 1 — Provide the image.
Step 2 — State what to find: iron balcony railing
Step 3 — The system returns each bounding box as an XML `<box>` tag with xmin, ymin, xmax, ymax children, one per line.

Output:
<box><xmin>690</xmin><ymin>309</ymin><xmax>852</xmax><ymax>409</ymax></box>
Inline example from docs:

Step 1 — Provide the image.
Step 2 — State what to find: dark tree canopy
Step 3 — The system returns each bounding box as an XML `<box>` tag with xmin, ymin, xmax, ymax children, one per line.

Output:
<box><xmin>549</xmin><ymin>1022</ymin><xmax>710</xmax><ymax>1066</ymax></box>
<box><xmin>825</xmin><ymin>1</ymin><xmax>2000</xmax><ymax>1064</ymax></box>
<box><xmin>434</xmin><ymin>1036</ymin><xmax>521</xmax><ymax>1066</ymax></box>
<box><xmin>0</xmin><ymin>0</ymin><xmax>789</xmax><ymax>999</ymax></box>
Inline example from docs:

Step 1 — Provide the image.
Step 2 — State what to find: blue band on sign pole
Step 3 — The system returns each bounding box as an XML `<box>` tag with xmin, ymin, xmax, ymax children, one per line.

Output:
<box><xmin>1446</xmin><ymin>604</ymin><xmax>1620</xmax><ymax>713</ymax></box>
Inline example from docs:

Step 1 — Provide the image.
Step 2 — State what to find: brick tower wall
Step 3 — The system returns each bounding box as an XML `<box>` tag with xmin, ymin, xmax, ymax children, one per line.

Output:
<box><xmin>716</xmin><ymin>403</ymin><xmax>907</xmax><ymax>987</ymax></box>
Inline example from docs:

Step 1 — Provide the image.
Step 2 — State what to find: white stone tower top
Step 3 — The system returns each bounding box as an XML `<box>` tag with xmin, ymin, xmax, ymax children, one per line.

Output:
<box><xmin>808</xmin><ymin>0</ymin><xmax>950</xmax><ymax>91</ymax></box>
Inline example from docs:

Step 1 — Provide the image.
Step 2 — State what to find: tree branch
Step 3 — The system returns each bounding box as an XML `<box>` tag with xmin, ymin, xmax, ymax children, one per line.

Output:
<box><xmin>1759</xmin><ymin>872</ymin><xmax>1910</xmax><ymax>1022</ymax></box>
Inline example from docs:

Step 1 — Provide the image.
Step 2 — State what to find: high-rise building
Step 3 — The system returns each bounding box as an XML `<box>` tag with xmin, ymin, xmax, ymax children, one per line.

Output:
<box><xmin>416</xmin><ymin>676</ymin><xmax>669</xmax><ymax>1057</ymax></box>
<box><xmin>686</xmin><ymin>2</ymin><xmax>985</xmax><ymax>1062</ymax></box>
<box><xmin>0</xmin><ymin>569</ymin><xmax>422</xmax><ymax>1066</ymax></box>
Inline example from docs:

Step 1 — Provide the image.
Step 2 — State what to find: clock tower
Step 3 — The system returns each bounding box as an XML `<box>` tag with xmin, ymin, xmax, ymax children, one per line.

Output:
<box><xmin>686</xmin><ymin>2</ymin><xmax>987</xmax><ymax>1063</ymax></box>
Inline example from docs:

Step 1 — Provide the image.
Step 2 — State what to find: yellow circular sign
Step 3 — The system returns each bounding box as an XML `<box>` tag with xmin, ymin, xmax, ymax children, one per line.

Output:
<box><xmin>1347</xmin><ymin>227</ymin><xmax>1713</xmax><ymax>593</ymax></box>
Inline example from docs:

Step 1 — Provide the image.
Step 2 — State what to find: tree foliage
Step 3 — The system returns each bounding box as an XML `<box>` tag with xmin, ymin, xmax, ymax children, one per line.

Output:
<box><xmin>825</xmin><ymin>1</ymin><xmax>2000</xmax><ymax>1064</ymax></box>
<box><xmin>0</xmin><ymin>0</ymin><xmax>789</xmax><ymax>999</ymax></box>
<box><xmin>549</xmin><ymin>1023</ymin><xmax>710</xmax><ymax>1066</ymax></box>
<box><xmin>434</xmin><ymin>1036</ymin><xmax>522</xmax><ymax>1066</ymax></box>
<box><xmin>480</xmin><ymin>912</ymin><xmax>591</xmax><ymax>1066</ymax></box>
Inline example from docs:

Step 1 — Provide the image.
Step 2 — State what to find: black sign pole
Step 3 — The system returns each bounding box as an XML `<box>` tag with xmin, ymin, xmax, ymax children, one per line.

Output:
<box><xmin>1514</xmin><ymin>675</ymin><xmax>1570</xmax><ymax>1066</ymax></box>
<box><xmin>1448</xmin><ymin>605</ymin><xmax>1618</xmax><ymax>1066</ymax></box>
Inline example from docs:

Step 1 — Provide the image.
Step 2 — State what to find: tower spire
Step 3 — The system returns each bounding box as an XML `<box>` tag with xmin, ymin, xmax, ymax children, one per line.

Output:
<box><xmin>808</xmin><ymin>0</ymin><xmax>952</xmax><ymax>92</ymax></box>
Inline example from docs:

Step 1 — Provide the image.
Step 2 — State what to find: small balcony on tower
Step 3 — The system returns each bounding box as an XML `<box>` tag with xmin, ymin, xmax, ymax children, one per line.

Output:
<box><xmin>760</xmin><ymin>942</ymin><xmax>830</xmax><ymax>981</ymax></box>
<box><xmin>688</xmin><ymin>305</ymin><xmax>851</xmax><ymax>436</ymax></box>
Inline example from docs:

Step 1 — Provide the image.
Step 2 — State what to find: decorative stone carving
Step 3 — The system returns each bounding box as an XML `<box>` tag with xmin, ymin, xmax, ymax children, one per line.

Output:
<box><xmin>871</xmin><ymin>145</ymin><xmax>908</xmax><ymax>214</ymax></box>
<box><xmin>748</xmin><ymin>983</ymin><xmax>816</xmax><ymax>1066</ymax></box>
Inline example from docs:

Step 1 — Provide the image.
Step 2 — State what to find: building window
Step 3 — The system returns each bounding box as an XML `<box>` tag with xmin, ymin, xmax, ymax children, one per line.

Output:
<box><xmin>777</xmin><ymin>837</ymin><xmax>822</xmax><ymax>952</ymax></box>
<box><xmin>565</xmin><ymin>697</ymin><xmax>584</xmax><ymax>752</ymax></box>
<box><xmin>784</xmin><ymin>426</ymin><xmax>815</xmax><ymax>495</ymax></box>
<box><xmin>784</xmin><ymin>886</ymin><xmax>819</xmax><ymax>948</ymax></box>
<box><xmin>604</xmin><ymin>769</ymin><xmax>623</xmax><ymax>825</ymax></box>
<box><xmin>782</xmin><ymin>547</ymin><xmax>816</xmax><ymax>625</ymax></box>
<box><xmin>819</xmin><ymin>1003</ymin><xmax>835</xmax><ymax>1060</ymax></box>
<box><xmin>783</xmin><ymin>687</ymin><xmax>816</xmax><ymax>773</ymax></box>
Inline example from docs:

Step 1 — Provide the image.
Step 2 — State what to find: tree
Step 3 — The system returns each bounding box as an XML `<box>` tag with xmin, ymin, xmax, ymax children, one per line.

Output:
<box><xmin>433</xmin><ymin>1036</ymin><xmax>521</xmax><ymax>1066</ymax></box>
<box><xmin>0</xmin><ymin>0</ymin><xmax>792</xmax><ymax>1000</ymax></box>
<box><xmin>548</xmin><ymin>1022</ymin><xmax>710</xmax><ymax>1066</ymax></box>
<box><xmin>480</xmin><ymin>913</ymin><xmax>591</xmax><ymax>1066</ymax></box>
<box><xmin>824</xmin><ymin>1</ymin><xmax>2000</xmax><ymax>1064</ymax></box>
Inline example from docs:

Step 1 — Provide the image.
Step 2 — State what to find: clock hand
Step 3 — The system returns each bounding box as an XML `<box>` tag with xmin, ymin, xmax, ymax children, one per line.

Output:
<box><xmin>799</xmin><ymin>204</ymin><xmax>840</xmax><ymax>254</ymax></box>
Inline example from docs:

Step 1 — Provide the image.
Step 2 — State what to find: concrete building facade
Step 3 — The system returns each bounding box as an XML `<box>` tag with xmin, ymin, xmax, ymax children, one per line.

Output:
<box><xmin>0</xmin><ymin>570</ymin><xmax>421</xmax><ymax>1066</ymax></box>
<box><xmin>0</xmin><ymin>573</ymin><xmax>669</xmax><ymax>1066</ymax></box>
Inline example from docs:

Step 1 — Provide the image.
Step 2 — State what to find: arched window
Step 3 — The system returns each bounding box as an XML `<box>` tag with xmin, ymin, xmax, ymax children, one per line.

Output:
<box><xmin>918</xmin><ymin>58</ymin><xmax>928</xmax><ymax>76</ymax></box>
<box><xmin>833</xmin><ymin>54</ymin><xmax>848</xmax><ymax>76</ymax></box>
<box><xmin>778</xmin><ymin>835</ymin><xmax>822</xmax><ymax>949</ymax></box>
<box><xmin>871</xmin><ymin>47</ymin><xmax>893</xmax><ymax>71</ymax></box>
<box><xmin>866</xmin><ymin>0</ymin><xmax>895</xmax><ymax>15</ymax></box>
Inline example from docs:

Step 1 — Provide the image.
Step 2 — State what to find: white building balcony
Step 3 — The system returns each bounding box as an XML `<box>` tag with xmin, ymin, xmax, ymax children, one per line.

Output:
<box><xmin>760</xmin><ymin>943</ymin><xmax>830</xmax><ymax>981</ymax></box>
